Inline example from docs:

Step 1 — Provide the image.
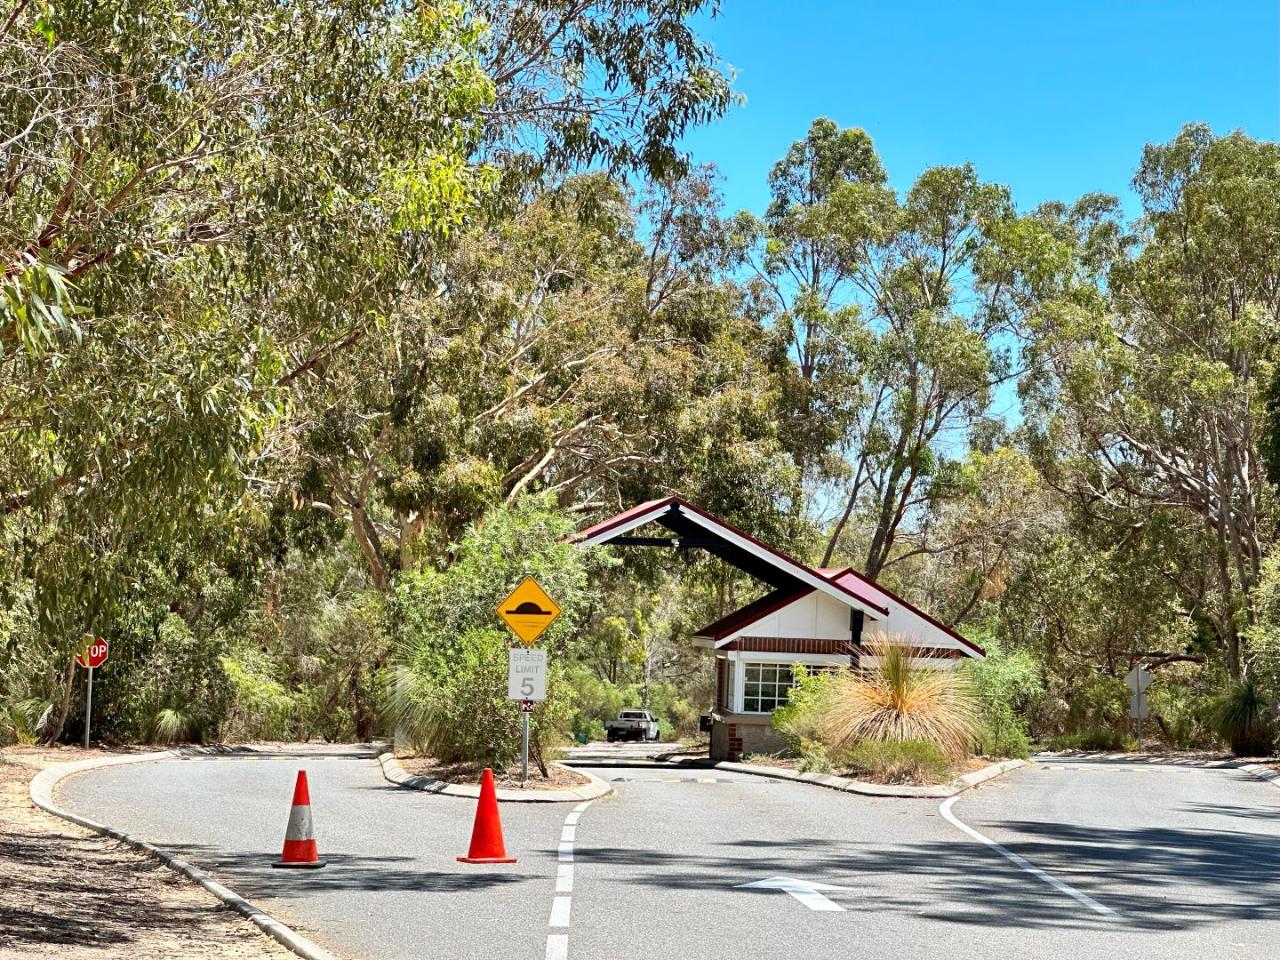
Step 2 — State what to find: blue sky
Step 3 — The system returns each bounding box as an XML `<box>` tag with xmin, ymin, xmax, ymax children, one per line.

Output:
<box><xmin>681</xmin><ymin>1</ymin><xmax>1280</xmax><ymax>219</ymax></box>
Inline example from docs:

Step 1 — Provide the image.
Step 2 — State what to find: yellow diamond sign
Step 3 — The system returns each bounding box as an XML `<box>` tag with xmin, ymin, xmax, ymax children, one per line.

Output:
<box><xmin>497</xmin><ymin>576</ymin><xmax>560</xmax><ymax>646</ymax></box>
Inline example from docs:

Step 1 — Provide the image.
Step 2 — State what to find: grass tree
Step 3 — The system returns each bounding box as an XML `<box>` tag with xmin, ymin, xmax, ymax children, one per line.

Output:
<box><xmin>822</xmin><ymin>636</ymin><xmax>981</xmax><ymax>760</ymax></box>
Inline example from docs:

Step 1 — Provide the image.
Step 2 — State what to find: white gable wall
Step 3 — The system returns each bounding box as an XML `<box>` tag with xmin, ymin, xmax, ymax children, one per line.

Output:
<box><xmin>725</xmin><ymin>591</ymin><xmax>856</xmax><ymax>643</ymax></box>
<box><xmin>862</xmin><ymin>600</ymin><xmax>966</xmax><ymax>654</ymax></box>
<box><xmin>720</xmin><ymin>584</ymin><xmax>977</xmax><ymax>665</ymax></box>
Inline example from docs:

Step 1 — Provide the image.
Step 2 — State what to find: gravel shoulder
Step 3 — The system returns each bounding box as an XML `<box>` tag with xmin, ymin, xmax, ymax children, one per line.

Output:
<box><xmin>0</xmin><ymin>746</ymin><xmax>294</xmax><ymax>960</ymax></box>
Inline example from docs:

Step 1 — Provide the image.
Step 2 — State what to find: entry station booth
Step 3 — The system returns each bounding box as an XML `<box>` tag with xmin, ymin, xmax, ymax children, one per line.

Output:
<box><xmin>573</xmin><ymin>497</ymin><xmax>986</xmax><ymax>761</ymax></box>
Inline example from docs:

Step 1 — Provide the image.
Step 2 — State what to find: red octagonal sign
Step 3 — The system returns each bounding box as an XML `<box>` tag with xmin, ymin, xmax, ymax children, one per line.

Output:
<box><xmin>75</xmin><ymin>637</ymin><xmax>109</xmax><ymax>669</ymax></box>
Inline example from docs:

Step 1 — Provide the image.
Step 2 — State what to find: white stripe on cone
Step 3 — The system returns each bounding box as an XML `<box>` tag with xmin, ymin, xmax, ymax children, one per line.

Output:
<box><xmin>285</xmin><ymin>803</ymin><xmax>313</xmax><ymax>842</ymax></box>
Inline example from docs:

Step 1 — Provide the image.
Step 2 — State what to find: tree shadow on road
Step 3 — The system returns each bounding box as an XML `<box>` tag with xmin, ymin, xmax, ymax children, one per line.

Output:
<box><xmin>158</xmin><ymin>842</ymin><xmax>535</xmax><ymax>898</ymax></box>
<box><xmin>569</xmin><ymin>815</ymin><xmax>1280</xmax><ymax>932</ymax></box>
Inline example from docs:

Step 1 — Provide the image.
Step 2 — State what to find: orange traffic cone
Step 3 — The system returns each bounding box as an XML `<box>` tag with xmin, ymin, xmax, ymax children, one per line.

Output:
<box><xmin>457</xmin><ymin>768</ymin><xmax>516</xmax><ymax>864</ymax></box>
<box><xmin>273</xmin><ymin>770</ymin><xmax>327</xmax><ymax>869</ymax></box>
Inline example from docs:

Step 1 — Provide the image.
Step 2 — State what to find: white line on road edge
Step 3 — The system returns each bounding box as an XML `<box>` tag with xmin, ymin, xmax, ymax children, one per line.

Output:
<box><xmin>29</xmin><ymin>751</ymin><xmax>341</xmax><ymax>960</ymax></box>
<box><xmin>939</xmin><ymin>795</ymin><xmax>1118</xmax><ymax>919</ymax></box>
<box><xmin>546</xmin><ymin>800</ymin><xmax>593</xmax><ymax>959</ymax></box>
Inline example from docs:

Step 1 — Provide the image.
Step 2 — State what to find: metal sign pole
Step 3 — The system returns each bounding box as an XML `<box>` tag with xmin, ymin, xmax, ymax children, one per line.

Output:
<box><xmin>84</xmin><ymin>665</ymin><xmax>93</xmax><ymax>749</ymax></box>
<box><xmin>521</xmin><ymin>708</ymin><xmax>530</xmax><ymax>786</ymax></box>
<box><xmin>1137</xmin><ymin>684</ymin><xmax>1144</xmax><ymax>752</ymax></box>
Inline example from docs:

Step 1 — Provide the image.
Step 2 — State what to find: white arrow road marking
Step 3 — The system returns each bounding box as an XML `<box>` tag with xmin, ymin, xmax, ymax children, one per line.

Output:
<box><xmin>735</xmin><ymin>876</ymin><xmax>851</xmax><ymax>912</ymax></box>
<box><xmin>939</xmin><ymin>796</ymin><xmax>1118</xmax><ymax>918</ymax></box>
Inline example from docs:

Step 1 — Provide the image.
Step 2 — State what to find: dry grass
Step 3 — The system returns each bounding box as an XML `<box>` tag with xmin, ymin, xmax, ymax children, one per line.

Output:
<box><xmin>822</xmin><ymin>636</ymin><xmax>981</xmax><ymax>760</ymax></box>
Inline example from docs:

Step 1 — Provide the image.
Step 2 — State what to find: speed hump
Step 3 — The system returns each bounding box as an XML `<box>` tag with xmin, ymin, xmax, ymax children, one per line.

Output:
<box><xmin>496</xmin><ymin>576</ymin><xmax>560</xmax><ymax>645</ymax></box>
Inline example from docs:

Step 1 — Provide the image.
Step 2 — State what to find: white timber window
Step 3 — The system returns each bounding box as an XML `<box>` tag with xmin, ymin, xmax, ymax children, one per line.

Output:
<box><xmin>739</xmin><ymin>659</ymin><xmax>843</xmax><ymax>714</ymax></box>
<box><xmin>742</xmin><ymin>662</ymin><xmax>797</xmax><ymax>713</ymax></box>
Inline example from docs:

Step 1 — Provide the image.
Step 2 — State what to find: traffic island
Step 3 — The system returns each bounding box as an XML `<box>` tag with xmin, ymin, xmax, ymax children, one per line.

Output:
<box><xmin>377</xmin><ymin>752</ymin><xmax>614</xmax><ymax>802</ymax></box>
<box><xmin>715</xmin><ymin>756</ymin><xmax>1029</xmax><ymax>798</ymax></box>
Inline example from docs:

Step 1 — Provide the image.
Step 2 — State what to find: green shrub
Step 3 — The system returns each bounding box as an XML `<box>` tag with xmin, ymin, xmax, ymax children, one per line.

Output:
<box><xmin>772</xmin><ymin>665</ymin><xmax>838</xmax><ymax>757</ymax></box>
<box><xmin>822</xmin><ymin>637</ymin><xmax>980</xmax><ymax>759</ymax></box>
<box><xmin>1065</xmin><ymin>673</ymin><xmax>1130</xmax><ymax>731</ymax></box>
<box><xmin>572</xmin><ymin>716</ymin><xmax>607</xmax><ymax>743</ymax></box>
<box><xmin>221</xmin><ymin>652</ymin><xmax>300</xmax><ymax>741</ymax></box>
<box><xmin>147</xmin><ymin>707</ymin><xmax>201</xmax><ymax>744</ymax></box>
<box><xmin>963</xmin><ymin>636</ymin><xmax>1042</xmax><ymax>759</ymax></box>
<box><xmin>1213</xmin><ymin>677</ymin><xmax>1275</xmax><ymax>757</ymax></box>
<box><xmin>101</xmin><ymin>613</ymin><xmax>232</xmax><ymax>744</ymax></box>
<box><xmin>847</xmin><ymin>739</ymin><xmax>952</xmax><ymax>784</ymax></box>
<box><xmin>1149</xmin><ymin>683</ymin><xmax>1216</xmax><ymax>749</ymax></box>
<box><xmin>391</xmin><ymin>626</ymin><xmax>520</xmax><ymax>764</ymax></box>
<box><xmin>389</xmin><ymin>497</ymin><xmax>597</xmax><ymax>766</ymax></box>
<box><xmin>1046</xmin><ymin>727</ymin><xmax>1135</xmax><ymax>751</ymax></box>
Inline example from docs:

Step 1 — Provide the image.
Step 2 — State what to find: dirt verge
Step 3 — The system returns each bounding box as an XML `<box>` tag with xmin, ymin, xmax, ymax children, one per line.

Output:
<box><xmin>0</xmin><ymin>746</ymin><xmax>293</xmax><ymax>959</ymax></box>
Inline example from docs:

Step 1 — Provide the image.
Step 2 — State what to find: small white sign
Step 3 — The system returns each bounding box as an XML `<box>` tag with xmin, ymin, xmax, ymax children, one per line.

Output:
<box><xmin>1129</xmin><ymin>693</ymin><xmax>1150</xmax><ymax>720</ymax></box>
<box><xmin>1125</xmin><ymin>666</ymin><xmax>1153</xmax><ymax>694</ymax></box>
<box><xmin>508</xmin><ymin>648</ymin><xmax>547</xmax><ymax>702</ymax></box>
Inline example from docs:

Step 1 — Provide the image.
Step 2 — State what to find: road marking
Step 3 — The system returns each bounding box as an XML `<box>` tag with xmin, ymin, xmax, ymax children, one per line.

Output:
<box><xmin>556</xmin><ymin>864</ymin><xmax>574</xmax><ymax>892</ymax></box>
<box><xmin>938</xmin><ymin>796</ymin><xmax>1117</xmax><ymax>918</ymax></box>
<box><xmin>549</xmin><ymin>896</ymin><xmax>572</xmax><ymax>927</ymax></box>
<box><xmin>735</xmin><ymin>876</ymin><xmax>850</xmax><ymax>911</ymax></box>
<box><xmin>545</xmin><ymin>800</ymin><xmax>593</xmax><ymax>960</ymax></box>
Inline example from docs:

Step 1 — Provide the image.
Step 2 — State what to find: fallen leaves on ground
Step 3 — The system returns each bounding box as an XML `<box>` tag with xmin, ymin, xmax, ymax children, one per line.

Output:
<box><xmin>0</xmin><ymin>746</ymin><xmax>293</xmax><ymax>959</ymax></box>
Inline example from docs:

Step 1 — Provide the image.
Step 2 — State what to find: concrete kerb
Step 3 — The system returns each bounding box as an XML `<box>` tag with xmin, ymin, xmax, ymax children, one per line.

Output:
<box><xmin>1035</xmin><ymin>749</ymin><xmax>1280</xmax><ymax>792</ymax></box>
<box><xmin>29</xmin><ymin>748</ymin><xmax>339</xmax><ymax>960</ymax></box>
<box><xmin>377</xmin><ymin>752</ymin><xmax>614</xmax><ymax>803</ymax></box>
<box><xmin>1234</xmin><ymin>761</ymin><xmax>1280</xmax><ymax>789</ymax></box>
<box><xmin>714</xmin><ymin>757</ymin><xmax>1029</xmax><ymax>798</ymax></box>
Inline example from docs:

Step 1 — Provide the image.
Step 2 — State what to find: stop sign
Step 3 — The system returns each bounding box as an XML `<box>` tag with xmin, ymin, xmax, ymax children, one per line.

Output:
<box><xmin>75</xmin><ymin>638</ymin><xmax>109</xmax><ymax>669</ymax></box>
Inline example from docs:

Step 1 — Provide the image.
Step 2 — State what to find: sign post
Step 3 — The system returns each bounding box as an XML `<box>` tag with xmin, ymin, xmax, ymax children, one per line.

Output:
<box><xmin>75</xmin><ymin>636</ymin><xmax>109</xmax><ymax>748</ymax></box>
<box><xmin>1125</xmin><ymin>665</ymin><xmax>1153</xmax><ymax>750</ymax></box>
<box><xmin>497</xmin><ymin>577</ymin><xmax>558</xmax><ymax>786</ymax></box>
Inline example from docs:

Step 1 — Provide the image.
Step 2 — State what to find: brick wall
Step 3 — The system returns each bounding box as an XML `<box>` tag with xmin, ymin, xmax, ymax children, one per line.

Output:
<box><xmin>721</xmin><ymin>636</ymin><xmax>856</xmax><ymax>655</ymax></box>
<box><xmin>712</xmin><ymin>717</ymin><xmax>786</xmax><ymax>761</ymax></box>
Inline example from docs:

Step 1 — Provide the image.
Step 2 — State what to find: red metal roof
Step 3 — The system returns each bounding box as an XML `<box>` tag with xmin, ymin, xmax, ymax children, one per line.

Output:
<box><xmin>573</xmin><ymin>496</ymin><xmax>888</xmax><ymax>617</ymax></box>
<box><xmin>570</xmin><ymin>496</ymin><xmax>676</xmax><ymax>544</ymax></box>
<box><xmin>575</xmin><ymin>499</ymin><xmax>982</xmax><ymax>657</ymax></box>
<box><xmin>823</xmin><ymin>566</ymin><xmax>986</xmax><ymax>658</ymax></box>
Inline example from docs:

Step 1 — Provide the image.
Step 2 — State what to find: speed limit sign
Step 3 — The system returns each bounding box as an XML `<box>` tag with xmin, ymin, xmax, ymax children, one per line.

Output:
<box><xmin>507</xmin><ymin>648</ymin><xmax>546</xmax><ymax>702</ymax></box>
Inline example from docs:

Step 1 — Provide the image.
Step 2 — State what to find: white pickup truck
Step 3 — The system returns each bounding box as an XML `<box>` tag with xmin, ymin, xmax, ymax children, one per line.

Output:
<box><xmin>605</xmin><ymin>709</ymin><xmax>660</xmax><ymax>742</ymax></box>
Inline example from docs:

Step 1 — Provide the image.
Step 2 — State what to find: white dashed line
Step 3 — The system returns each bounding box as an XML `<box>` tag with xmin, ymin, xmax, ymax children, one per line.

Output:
<box><xmin>939</xmin><ymin>796</ymin><xmax>1118</xmax><ymax>918</ymax></box>
<box><xmin>549</xmin><ymin>895</ymin><xmax>572</xmax><ymax>927</ymax></box>
<box><xmin>545</xmin><ymin>800</ymin><xmax>593</xmax><ymax>959</ymax></box>
<box><xmin>556</xmin><ymin>863</ymin><xmax>574</xmax><ymax>892</ymax></box>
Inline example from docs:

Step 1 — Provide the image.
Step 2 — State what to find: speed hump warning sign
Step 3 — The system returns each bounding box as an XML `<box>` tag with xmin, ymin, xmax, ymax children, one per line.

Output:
<box><xmin>497</xmin><ymin>576</ymin><xmax>560</xmax><ymax>645</ymax></box>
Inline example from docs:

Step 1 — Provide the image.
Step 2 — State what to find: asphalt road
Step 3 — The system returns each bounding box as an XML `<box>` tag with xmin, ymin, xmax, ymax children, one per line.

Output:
<box><xmin>55</xmin><ymin>750</ymin><xmax>1280</xmax><ymax>960</ymax></box>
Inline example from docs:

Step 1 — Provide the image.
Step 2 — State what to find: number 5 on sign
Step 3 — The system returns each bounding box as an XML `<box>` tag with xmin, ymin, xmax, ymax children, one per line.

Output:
<box><xmin>508</xmin><ymin>648</ymin><xmax>547</xmax><ymax>702</ymax></box>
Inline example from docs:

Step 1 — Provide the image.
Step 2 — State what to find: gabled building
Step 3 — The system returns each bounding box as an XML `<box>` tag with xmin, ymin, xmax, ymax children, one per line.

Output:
<box><xmin>574</xmin><ymin>497</ymin><xmax>984</xmax><ymax>760</ymax></box>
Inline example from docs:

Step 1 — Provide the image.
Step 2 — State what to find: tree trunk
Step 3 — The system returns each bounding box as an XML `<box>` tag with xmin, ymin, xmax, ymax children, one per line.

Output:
<box><xmin>40</xmin><ymin>653</ymin><xmax>77</xmax><ymax>745</ymax></box>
